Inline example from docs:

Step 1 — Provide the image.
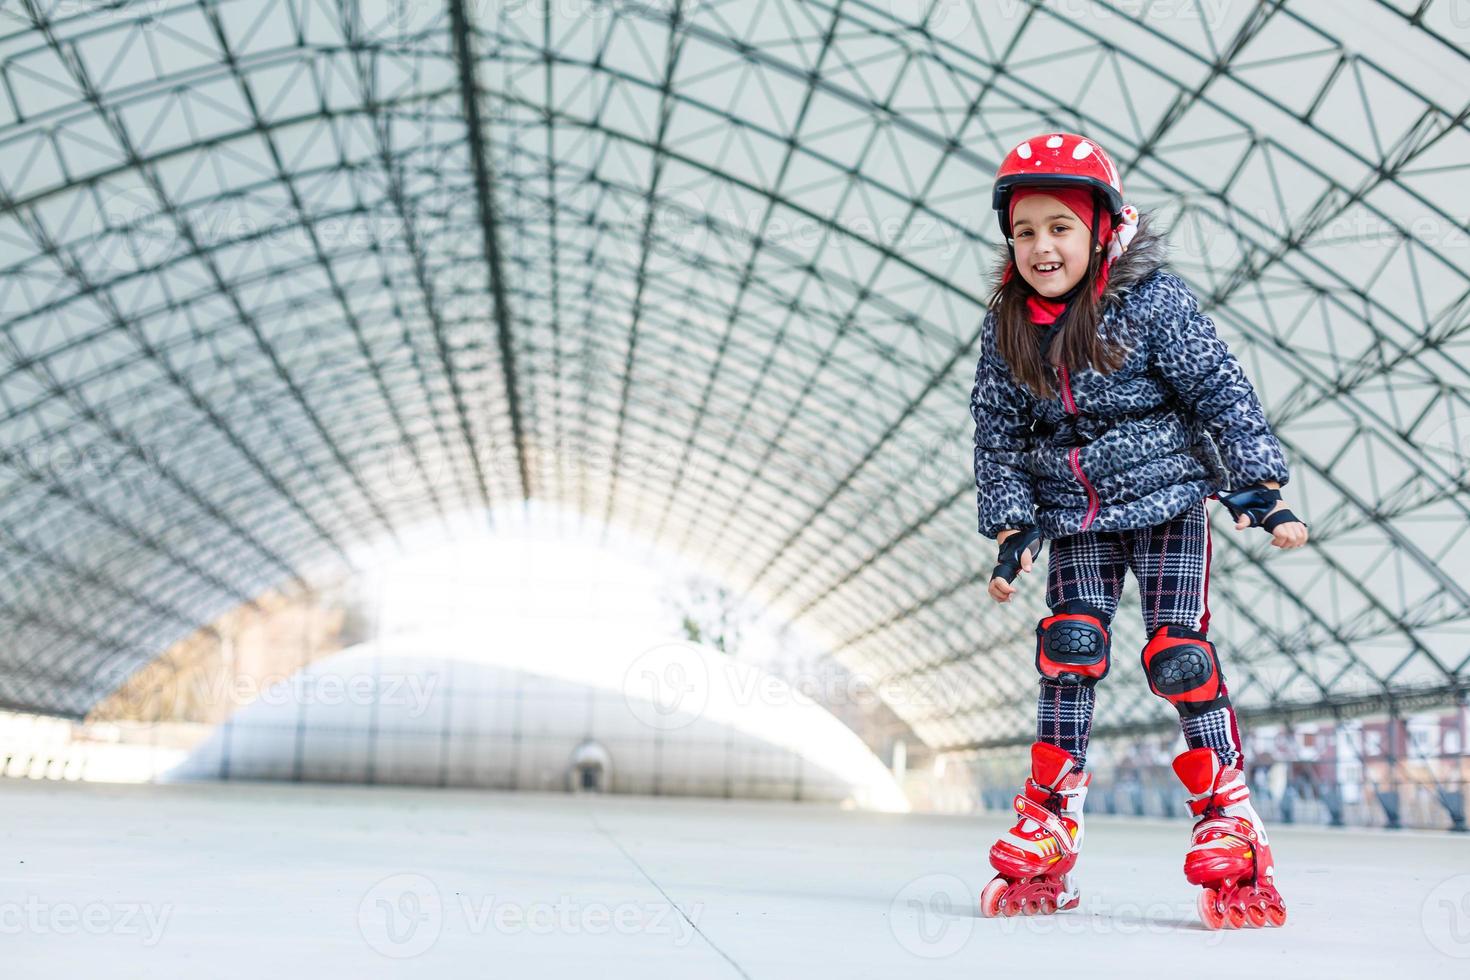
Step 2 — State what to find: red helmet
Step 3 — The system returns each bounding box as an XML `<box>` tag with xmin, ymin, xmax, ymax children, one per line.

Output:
<box><xmin>992</xmin><ymin>133</ymin><xmax>1124</xmax><ymax>238</ymax></box>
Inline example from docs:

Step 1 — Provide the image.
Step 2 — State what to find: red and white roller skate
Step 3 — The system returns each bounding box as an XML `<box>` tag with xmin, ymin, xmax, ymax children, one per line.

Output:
<box><xmin>1173</xmin><ymin>747</ymin><xmax>1287</xmax><ymax>929</ymax></box>
<box><xmin>979</xmin><ymin>741</ymin><xmax>1089</xmax><ymax>917</ymax></box>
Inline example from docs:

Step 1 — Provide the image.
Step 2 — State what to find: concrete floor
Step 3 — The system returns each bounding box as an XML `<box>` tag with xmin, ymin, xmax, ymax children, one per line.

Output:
<box><xmin>1</xmin><ymin>779</ymin><xmax>1467</xmax><ymax>978</ymax></box>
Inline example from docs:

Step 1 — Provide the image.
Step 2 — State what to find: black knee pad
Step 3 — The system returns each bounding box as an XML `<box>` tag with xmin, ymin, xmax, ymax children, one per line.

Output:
<box><xmin>1141</xmin><ymin>624</ymin><xmax>1227</xmax><ymax>716</ymax></box>
<box><xmin>1035</xmin><ymin>601</ymin><xmax>1111</xmax><ymax>686</ymax></box>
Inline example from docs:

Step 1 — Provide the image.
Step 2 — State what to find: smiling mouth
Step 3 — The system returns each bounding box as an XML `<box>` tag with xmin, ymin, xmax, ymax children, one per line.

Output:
<box><xmin>1033</xmin><ymin>262</ymin><xmax>1061</xmax><ymax>276</ymax></box>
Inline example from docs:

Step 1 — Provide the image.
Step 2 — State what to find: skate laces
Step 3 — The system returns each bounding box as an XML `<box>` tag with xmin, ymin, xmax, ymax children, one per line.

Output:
<box><xmin>1024</xmin><ymin>780</ymin><xmax>1067</xmax><ymax>817</ymax></box>
<box><xmin>1021</xmin><ymin>765</ymin><xmax>1087</xmax><ymax>833</ymax></box>
<box><xmin>1197</xmin><ymin>793</ymin><xmax>1241</xmax><ymax>827</ymax></box>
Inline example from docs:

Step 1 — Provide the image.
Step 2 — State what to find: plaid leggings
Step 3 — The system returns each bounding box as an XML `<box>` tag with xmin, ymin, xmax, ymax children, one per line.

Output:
<box><xmin>1036</xmin><ymin>496</ymin><xmax>1245</xmax><ymax>771</ymax></box>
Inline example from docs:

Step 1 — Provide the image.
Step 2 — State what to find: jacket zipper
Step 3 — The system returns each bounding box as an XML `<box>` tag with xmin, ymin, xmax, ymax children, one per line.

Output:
<box><xmin>1059</xmin><ymin>365</ymin><xmax>1100</xmax><ymax>530</ymax></box>
<box><xmin>1059</xmin><ymin>364</ymin><xmax>1078</xmax><ymax>415</ymax></box>
<box><xmin>1068</xmin><ymin>447</ymin><xmax>1100</xmax><ymax>530</ymax></box>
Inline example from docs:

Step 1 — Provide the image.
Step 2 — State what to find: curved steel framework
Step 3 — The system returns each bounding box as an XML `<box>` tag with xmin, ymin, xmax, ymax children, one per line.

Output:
<box><xmin>1</xmin><ymin>0</ymin><xmax>1468</xmax><ymax>747</ymax></box>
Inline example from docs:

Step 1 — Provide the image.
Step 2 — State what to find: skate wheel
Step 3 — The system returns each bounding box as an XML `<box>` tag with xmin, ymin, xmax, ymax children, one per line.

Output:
<box><xmin>1038</xmin><ymin>896</ymin><xmax>1056</xmax><ymax>915</ymax></box>
<box><xmin>1226</xmin><ymin>903</ymin><xmax>1246</xmax><ymax>928</ymax></box>
<box><xmin>1197</xmin><ymin>888</ymin><xmax>1226</xmax><ymax>930</ymax></box>
<box><xmin>1266</xmin><ymin>903</ymin><xmax>1287</xmax><ymax>927</ymax></box>
<box><xmin>979</xmin><ymin>878</ymin><xmax>1008</xmax><ymax>918</ymax></box>
<box><xmin>1234</xmin><ymin>885</ymin><xmax>1264</xmax><ymax>928</ymax></box>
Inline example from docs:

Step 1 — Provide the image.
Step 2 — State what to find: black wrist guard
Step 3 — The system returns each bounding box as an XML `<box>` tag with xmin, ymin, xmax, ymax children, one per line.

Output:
<box><xmin>1220</xmin><ymin>484</ymin><xmax>1304</xmax><ymax>533</ymax></box>
<box><xmin>993</xmin><ymin>525</ymin><xmax>1043</xmax><ymax>583</ymax></box>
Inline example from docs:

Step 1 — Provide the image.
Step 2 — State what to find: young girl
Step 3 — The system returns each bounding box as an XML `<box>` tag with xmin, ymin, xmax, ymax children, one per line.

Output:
<box><xmin>969</xmin><ymin>133</ymin><xmax>1308</xmax><ymax>929</ymax></box>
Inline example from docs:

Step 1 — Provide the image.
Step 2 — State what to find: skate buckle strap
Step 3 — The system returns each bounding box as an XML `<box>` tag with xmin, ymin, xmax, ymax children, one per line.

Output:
<box><xmin>1187</xmin><ymin>772</ymin><xmax>1251</xmax><ymax>816</ymax></box>
<box><xmin>1058</xmin><ymin>769</ymin><xmax>1092</xmax><ymax>794</ymax></box>
<box><xmin>1025</xmin><ymin>771</ymin><xmax>1090</xmax><ymax>812</ymax></box>
<box><xmin>1013</xmin><ymin>795</ymin><xmax>1078</xmax><ymax>857</ymax></box>
<box><xmin>1194</xmin><ymin>814</ymin><xmax>1258</xmax><ymax>845</ymax></box>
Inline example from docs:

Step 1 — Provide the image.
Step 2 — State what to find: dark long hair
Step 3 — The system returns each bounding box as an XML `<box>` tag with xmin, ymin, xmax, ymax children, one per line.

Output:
<box><xmin>990</xmin><ymin>226</ymin><xmax>1127</xmax><ymax>400</ymax></box>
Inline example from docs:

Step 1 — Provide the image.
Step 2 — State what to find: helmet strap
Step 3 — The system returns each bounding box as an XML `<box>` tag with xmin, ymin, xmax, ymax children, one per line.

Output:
<box><xmin>1088</xmin><ymin>190</ymin><xmax>1101</xmax><ymax>269</ymax></box>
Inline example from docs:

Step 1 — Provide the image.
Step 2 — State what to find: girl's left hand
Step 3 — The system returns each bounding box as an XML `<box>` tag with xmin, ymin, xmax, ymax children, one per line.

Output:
<box><xmin>1232</xmin><ymin>501</ymin><xmax>1309</xmax><ymax>549</ymax></box>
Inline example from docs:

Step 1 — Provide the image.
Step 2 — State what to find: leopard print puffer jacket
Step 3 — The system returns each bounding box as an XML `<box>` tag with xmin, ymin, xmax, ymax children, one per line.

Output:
<box><xmin>969</xmin><ymin>214</ymin><xmax>1290</xmax><ymax>540</ymax></box>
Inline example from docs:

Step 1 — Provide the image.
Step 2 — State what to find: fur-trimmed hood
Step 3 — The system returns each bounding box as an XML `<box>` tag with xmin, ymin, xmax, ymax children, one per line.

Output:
<box><xmin>988</xmin><ymin>210</ymin><xmax>1170</xmax><ymax>306</ymax></box>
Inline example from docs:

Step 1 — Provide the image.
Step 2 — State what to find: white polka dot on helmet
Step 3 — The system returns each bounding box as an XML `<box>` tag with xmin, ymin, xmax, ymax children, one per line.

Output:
<box><xmin>992</xmin><ymin>133</ymin><xmax>1125</xmax><ymax>238</ymax></box>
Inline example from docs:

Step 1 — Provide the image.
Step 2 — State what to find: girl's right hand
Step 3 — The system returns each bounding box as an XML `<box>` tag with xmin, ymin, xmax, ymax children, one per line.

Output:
<box><xmin>989</xmin><ymin>528</ymin><xmax>1035</xmax><ymax>603</ymax></box>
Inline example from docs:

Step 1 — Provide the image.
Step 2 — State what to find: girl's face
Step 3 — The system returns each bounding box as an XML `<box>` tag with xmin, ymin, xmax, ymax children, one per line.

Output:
<box><xmin>1010</xmin><ymin>194</ymin><xmax>1093</xmax><ymax>298</ymax></box>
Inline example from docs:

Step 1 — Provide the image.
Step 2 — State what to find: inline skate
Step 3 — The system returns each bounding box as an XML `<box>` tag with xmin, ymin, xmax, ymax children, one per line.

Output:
<box><xmin>1173</xmin><ymin>747</ymin><xmax>1287</xmax><ymax>929</ymax></box>
<box><xmin>980</xmin><ymin>741</ymin><xmax>1089</xmax><ymax>916</ymax></box>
